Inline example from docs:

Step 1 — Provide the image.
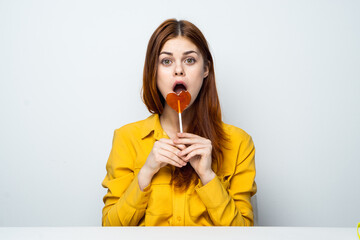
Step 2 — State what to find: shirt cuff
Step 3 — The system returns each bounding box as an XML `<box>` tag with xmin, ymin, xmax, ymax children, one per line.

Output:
<box><xmin>194</xmin><ymin>175</ymin><xmax>229</xmax><ymax>209</ymax></box>
<box><xmin>123</xmin><ymin>173</ymin><xmax>152</xmax><ymax>209</ymax></box>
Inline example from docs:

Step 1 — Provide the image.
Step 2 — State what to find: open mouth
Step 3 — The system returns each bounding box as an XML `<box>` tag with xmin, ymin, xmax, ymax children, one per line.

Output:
<box><xmin>173</xmin><ymin>83</ymin><xmax>187</xmax><ymax>94</ymax></box>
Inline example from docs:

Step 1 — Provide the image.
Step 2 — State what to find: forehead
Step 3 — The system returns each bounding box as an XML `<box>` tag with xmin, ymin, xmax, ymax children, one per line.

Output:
<box><xmin>161</xmin><ymin>36</ymin><xmax>199</xmax><ymax>53</ymax></box>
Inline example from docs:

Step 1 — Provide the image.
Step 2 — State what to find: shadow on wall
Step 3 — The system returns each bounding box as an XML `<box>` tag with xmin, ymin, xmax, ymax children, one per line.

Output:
<box><xmin>251</xmin><ymin>195</ymin><xmax>258</xmax><ymax>226</ymax></box>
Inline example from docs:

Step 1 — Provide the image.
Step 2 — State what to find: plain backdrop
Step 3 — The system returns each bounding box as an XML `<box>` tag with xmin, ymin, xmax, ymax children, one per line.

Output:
<box><xmin>0</xmin><ymin>0</ymin><xmax>359</xmax><ymax>227</ymax></box>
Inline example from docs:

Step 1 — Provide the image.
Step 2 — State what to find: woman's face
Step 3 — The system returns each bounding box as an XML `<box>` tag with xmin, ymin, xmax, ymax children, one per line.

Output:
<box><xmin>157</xmin><ymin>36</ymin><xmax>209</xmax><ymax>109</ymax></box>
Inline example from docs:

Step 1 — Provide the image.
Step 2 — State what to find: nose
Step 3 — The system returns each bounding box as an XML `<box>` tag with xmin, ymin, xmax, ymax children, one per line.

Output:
<box><xmin>174</xmin><ymin>63</ymin><xmax>185</xmax><ymax>76</ymax></box>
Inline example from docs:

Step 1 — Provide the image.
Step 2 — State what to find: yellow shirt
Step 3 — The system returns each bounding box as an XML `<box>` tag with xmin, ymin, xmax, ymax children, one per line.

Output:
<box><xmin>101</xmin><ymin>114</ymin><xmax>257</xmax><ymax>226</ymax></box>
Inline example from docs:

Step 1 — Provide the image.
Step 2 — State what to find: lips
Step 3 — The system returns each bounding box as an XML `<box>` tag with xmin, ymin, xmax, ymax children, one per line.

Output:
<box><xmin>172</xmin><ymin>81</ymin><xmax>187</xmax><ymax>94</ymax></box>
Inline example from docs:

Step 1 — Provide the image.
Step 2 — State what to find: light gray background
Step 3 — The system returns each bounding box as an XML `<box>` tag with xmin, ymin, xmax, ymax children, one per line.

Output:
<box><xmin>0</xmin><ymin>0</ymin><xmax>359</xmax><ymax>227</ymax></box>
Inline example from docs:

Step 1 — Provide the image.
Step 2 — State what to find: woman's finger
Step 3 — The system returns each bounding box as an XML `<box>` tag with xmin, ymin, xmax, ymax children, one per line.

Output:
<box><xmin>175</xmin><ymin>144</ymin><xmax>186</xmax><ymax>151</ymax></box>
<box><xmin>178</xmin><ymin>144</ymin><xmax>203</xmax><ymax>157</ymax></box>
<box><xmin>158</xmin><ymin>138</ymin><xmax>177</xmax><ymax>146</ymax></box>
<box><xmin>183</xmin><ymin>149</ymin><xmax>206</xmax><ymax>161</ymax></box>
<box><xmin>158</xmin><ymin>140</ymin><xmax>182</xmax><ymax>154</ymax></box>
<box><xmin>173</xmin><ymin>137</ymin><xmax>207</xmax><ymax>145</ymax></box>
<box><xmin>158</xmin><ymin>149</ymin><xmax>187</xmax><ymax>166</ymax></box>
<box><xmin>177</xmin><ymin>132</ymin><xmax>199</xmax><ymax>138</ymax></box>
<box><xmin>158</xmin><ymin>138</ymin><xmax>187</xmax><ymax>151</ymax></box>
<box><xmin>158</xmin><ymin>155</ymin><xmax>183</xmax><ymax>168</ymax></box>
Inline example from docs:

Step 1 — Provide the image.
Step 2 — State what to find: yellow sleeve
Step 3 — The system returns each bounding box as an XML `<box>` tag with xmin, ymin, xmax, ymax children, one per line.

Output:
<box><xmin>195</xmin><ymin>133</ymin><xmax>257</xmax><ymax>226</ymax></box>
<box><xmin>101</xmin><ymin>128</ymin><xmax>151</xmax><ymax>226</ymax></box>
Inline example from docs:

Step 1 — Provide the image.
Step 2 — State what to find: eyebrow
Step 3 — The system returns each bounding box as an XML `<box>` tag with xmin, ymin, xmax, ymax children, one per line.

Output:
<box><xmin>159</xmin><ymin>50</ymin><xmax>199</xmax><ymax>56</ymax></box>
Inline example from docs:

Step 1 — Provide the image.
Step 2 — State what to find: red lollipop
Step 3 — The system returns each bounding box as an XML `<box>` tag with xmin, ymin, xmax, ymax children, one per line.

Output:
<box><xmin>166</xmin><ymin>90</ymin><xmax>191</xmax><ymax>132</ymax></box>
<box><xmin>166</xmin><ymin>90</ymin><xmax>191</xmax><ymax>113</ymax></box>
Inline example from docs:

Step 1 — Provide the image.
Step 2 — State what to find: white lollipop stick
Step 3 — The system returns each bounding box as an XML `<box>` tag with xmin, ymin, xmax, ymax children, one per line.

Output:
<box><xmin>178</xmin><ymin>100</ymin><xmax>183</xmax><ymax>133</ymax></box>
<box><xmin>179</xmin><ymin>112</ymin><xmax>183</xmax><ymax>133</ymax></box>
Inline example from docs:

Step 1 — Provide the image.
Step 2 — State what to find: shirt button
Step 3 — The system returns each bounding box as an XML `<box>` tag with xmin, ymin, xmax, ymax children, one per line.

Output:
<box><xmin>177</xmin><ymin>216</ymin><xmax>182</xmax><ymax>221</ymax></box>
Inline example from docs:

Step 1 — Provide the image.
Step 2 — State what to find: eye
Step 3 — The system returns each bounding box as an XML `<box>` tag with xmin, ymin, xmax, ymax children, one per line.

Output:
<box><xmin>161</xmin><ymin>59</ymin><xmax>172</xmax><ymax>65</ymax></box>
<box><xmin>185</xmin><ymin>58</ymin><xmax>196</xmax><ymax>64</ymax></box>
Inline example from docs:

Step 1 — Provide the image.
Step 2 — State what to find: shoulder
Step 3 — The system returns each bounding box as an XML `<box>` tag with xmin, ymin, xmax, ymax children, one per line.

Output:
<box><xmin>221</xmin><ymin>122</ymin><xmax>255</xmax><ymax>168</ymax></box>
<box><xmin>221</xmin><ymin>122</ymin><xmax>255</xmax><ymax>159</ymax></box>
<box><xmin>113</xmin><ymin>115</ymin><xmax>154</xmax><ymax>141</ymax></box>
<box><xmin>114</xmin><ymin>118</ymin><xmax>147</xmax><ymax>136</ymax></box>
<box><xmin>221</xmin><ymin>122</ymin><xmax>253</xmax><ymax>144</ymax></box>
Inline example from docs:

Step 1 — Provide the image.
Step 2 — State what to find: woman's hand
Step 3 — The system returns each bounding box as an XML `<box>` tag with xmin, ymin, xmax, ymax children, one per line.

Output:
<box><xmin>139</xmin><ymin>138</ymin><xmax>187</xmax><ymax>191</ymax></box>
<box><xmin>143</xmin><ymin>138</ymin><xmax>188</xmax><ymax>176</ymax></box>
<box><xmin>174</xmin><ymin>133</ymin><xmax>216</xmax><ymax>184</ymax></box>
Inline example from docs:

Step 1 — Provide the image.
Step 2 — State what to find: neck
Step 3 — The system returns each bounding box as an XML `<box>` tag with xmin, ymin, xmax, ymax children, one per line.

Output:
<box><xmin>160</xmin><ymin>104</ymin><xmax>194</xmax><ymax>139</ymax></box>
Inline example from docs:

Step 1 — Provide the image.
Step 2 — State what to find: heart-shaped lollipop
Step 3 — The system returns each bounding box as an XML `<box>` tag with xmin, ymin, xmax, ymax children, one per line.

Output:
<box><xmin>165</xmin><ymin>90</ymin><xmax>191</xmax><ymax>133</ymax></box>
<box><xmin>166</xmin><ymin>90</ymin><xmax>191</xmax><ymax>113</ymax></box>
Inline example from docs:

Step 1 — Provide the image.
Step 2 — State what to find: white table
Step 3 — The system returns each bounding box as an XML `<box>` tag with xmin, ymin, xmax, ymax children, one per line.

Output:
<box><xmin>0</xmin><ymin>227</ymin><xmax>357</xmax><ymax>240</ymax></box>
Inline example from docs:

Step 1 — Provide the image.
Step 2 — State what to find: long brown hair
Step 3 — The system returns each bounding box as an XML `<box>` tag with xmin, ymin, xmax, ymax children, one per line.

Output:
<box><xmin>142</xmin><ymin>19</ymin><xmax>228</xmax><ymax>191</ymax></box>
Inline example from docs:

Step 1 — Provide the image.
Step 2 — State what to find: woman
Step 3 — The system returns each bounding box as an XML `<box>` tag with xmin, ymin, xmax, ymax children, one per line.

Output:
<box><xmin>101</xmin><ymin>19</ymin><xmax>257</xmax><ymax>226</ymax></box>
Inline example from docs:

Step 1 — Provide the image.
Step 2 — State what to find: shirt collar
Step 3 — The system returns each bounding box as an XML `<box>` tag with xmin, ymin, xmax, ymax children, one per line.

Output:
<box><xmin>141</xmin><ymin>114</ymin><xmax>168</xmax><ymax>140</ymax></box>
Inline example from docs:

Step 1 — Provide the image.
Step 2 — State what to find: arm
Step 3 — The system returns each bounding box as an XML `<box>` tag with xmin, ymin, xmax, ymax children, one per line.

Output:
<box><xmin>101</xmin><ymin>128</ymin><xmax>152</xmax><ymax>226</ymax></box>
<box><xmin>102</xmin><ymin>129</ymin><xmax>187</xmax><ymax>226</ymax></box>
<box><xmin>195</xmin><ymin>133</ymin><xmax>257</xmax><ymax>226</ymax></box>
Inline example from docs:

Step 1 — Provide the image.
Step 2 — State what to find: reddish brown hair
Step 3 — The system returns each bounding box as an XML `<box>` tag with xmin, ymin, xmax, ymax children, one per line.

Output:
<box><xmin>142</xmin><ymin>19</ymin><xmax>228</xmax><ymax>191</ymax></box>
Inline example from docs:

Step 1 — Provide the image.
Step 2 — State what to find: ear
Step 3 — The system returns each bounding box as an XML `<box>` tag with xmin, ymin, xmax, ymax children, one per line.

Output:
<box><xmin>203</xmin><ymin>61</ymin><xmax>210</xmax><ymax>79</ymax></box>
